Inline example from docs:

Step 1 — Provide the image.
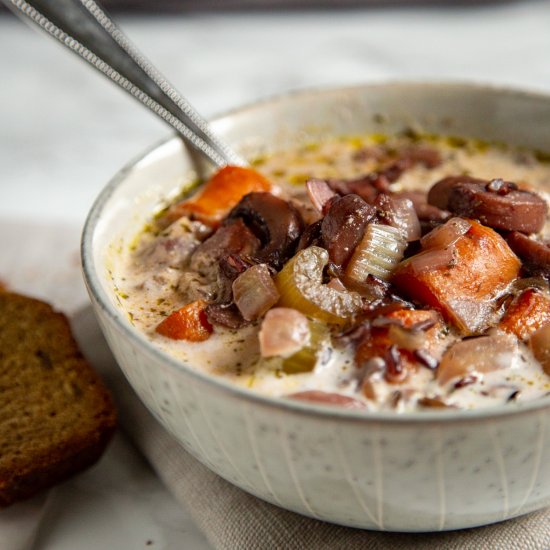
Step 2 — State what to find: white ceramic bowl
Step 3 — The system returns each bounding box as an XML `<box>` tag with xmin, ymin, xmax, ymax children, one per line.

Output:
<box><xmin>82</xmin><ymin>82</ymin><xmax>550</xmax><ymax>532</ymax></box>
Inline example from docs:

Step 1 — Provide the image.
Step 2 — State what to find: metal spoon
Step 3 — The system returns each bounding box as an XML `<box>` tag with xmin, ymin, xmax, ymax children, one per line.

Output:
<box><xmin>5</xmin><ymin>0</ymin><xmax>247</xmax><ymax>168</ymax></box>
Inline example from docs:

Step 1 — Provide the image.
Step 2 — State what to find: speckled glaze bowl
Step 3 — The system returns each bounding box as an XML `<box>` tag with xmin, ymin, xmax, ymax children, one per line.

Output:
<box><xmin>82</xmin><ymin>82</ymin><xmax>550</xmax><ymax>532</ymax></box>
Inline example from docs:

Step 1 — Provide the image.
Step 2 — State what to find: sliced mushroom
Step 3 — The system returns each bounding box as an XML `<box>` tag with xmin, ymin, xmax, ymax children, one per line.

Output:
<box><xmin>328</xmin><ymin>175</ymin><xmax>382</xmax><ymax>204</ymax></box>
<box><xmin>297</xmin><ymin>219</ymin><xmax>323</xmax><ymax>251</ymax></box>
<box><xmin>396</xmin><ymin>144</ymin><xmax>442</xmax><ymax>169</ymax></box>
<box><xmin>437</xmin><ymin>332</ymin><xmax>518</xmax><ymax>385</ymax></box>
<box><xmin>427</xmin><ymin>175</ymin><xmax>486</xmax><ymax>210</ymax></box>
<box><xmin>506</xmin><ymin>231</ymin><xmax>550</xmax><ymax>275</ymax></box>
<box><xmin>190</xmin><ymin>218</ymin><xmax>260</xmax><ymax>275</ymax></box>
<box><xmin>447</xmin><ymin>180</ymin><xmax>548</xmax><ymax>233</ymax></box>
<box><xmin>428</xmin><ymin>176</ymin><xmax>548</xmax><ymax>233</ymax></box>
<box><xmin>187</xmin><ymin>219</ymin><xmax>261</xmax><ymax>302</ymax></box>
<box><xmin>205</xmin><ymin>303</ymin><xmax>248</xmax><ymax>329</ymax></box>
<box><xmin>321</xmin><ymin>194</ymin><xmax>375</xmax><ymax>265</ymax></box>
<box><xmin>227</xmin><ymin>192</ymin><xmax>304</xmax><ymax>270</ymax></box>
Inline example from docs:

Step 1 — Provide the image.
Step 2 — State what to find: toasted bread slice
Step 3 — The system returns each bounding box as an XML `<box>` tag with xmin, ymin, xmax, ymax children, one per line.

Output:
<box><xmin>0</xmin><ymin>292</ymin><xmax>116</xmax><ymax>506</ymax></box>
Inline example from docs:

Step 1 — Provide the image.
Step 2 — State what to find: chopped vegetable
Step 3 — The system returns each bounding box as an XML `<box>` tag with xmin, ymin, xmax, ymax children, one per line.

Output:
<box><xmin>165</xmin><ymin>166</ymin><xmax>272</xmax><ymax>225</ymax></box>
<box><xmin>232</xmin><ymin>264</ymin><xmax>280</xmax><ymax>321</ymax></box>
<box><xmin>393</xmin><ymin>220</ymin><xmax>521</xmax><ymax>335</ymax></box>
<box><xmin>356</xmin><ymin>309</ymin><xmax>444</xmax><ymax>384</ymax></box>
<box><xmin>427</xmin><ymin>175</ymin><xmax>486</xmax><ymax>210</ymax></box>
<box><xmin>345</xmin><ymin>224</ymin><xmax>407</xmax><ymax>283</ymax></box>
<box><xmin>420</xmin><ymin>217</ymin><xmax>471</xmax><ymax>250</ymax></box>
<box><xmin>530</xmin><ymin>324</ymin><xmax>550</xmax><ymax>375</ymax></box>
<box><xmin>227</xmin><ymin>192</ymin><xmax>304</xmax><ymax>270</ymax></box>
<box><xmin>396</xmin><ymin>190</ymin><xmax>450</xmax><ymax>223</ymax></box>
<box><xmin>506</xmin><ymin>231</ymin><xmax>550</xmax><ymax>276</ymax></box>
<box><xmin>282</xmin><ymin>320</ymin><xmax>328</xmax><ymax>374</ymax></box>
<box><xmin>437</xmin><ymin>332</ymin><xmax>518</xmax><ymax>385</ymax></box>
<box><xmin>447</xmin><ymin>179</ymin><xmax>548</xmax><ymax>234</ymax></box>
<box><xmin>375</xmin><ymin>194</ymin><xmax>421</xmax><ymax>242</ymax></box>
<box><xmin>321</xmin><ymin>194</ymin><xmax>375</xmax><ymax>266</ymax></box>
<box><xmin>275</xmin><ymin>246</ymin><xmax>363</xmax><ymax>325</ymax></box>
<box><xmin>306</xmin><ymin>178</ymin><xmax>337</xmax><ymax>212</ymax></box>
<box><xmin>155</xmin><ymin>300</ymin><xmax>213</xmax><ymax>341</ymax></box>
<box><xmin>259</xmin><ymin>307</ymin><xmax>310</xmax><ymax>358</ymax></box>
<box><xmin>288</xmin><ymin>391</ymin><xmax>366</xmax><ymax>409</ymax></box>
<box><xmin>499</xmin><ymin>289</ymin><xmax>550</xmax><ymax>340</ymax></box>
<box><xmin>403</xmin><ymin>247</ymin><xmax>455</xmax><ymax>275</ymax></box>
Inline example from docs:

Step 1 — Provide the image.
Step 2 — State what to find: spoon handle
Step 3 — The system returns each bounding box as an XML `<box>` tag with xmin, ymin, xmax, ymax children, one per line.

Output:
<box><xmin>6</xmin><ymin>0</ymin><xmax>246</xmax><ymax>168</ymax></box>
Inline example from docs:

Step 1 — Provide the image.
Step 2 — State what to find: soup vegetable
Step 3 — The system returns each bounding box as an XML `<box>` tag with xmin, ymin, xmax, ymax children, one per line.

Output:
<box><xmin>116</xmin><ymin>134</ymin><xmax>550</xmax><ymax>412</ymax></box>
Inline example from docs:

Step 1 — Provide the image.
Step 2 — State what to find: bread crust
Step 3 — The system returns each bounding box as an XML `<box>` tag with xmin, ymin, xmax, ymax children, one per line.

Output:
<box><xmin>0</xmin><ymin>292</ymin><xmax>116</xmax><ymax>507</ymax></box>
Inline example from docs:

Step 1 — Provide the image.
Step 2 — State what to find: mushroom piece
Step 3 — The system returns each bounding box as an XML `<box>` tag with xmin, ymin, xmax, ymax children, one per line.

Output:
<box><xmin>227</xmin><ymin>192</ymin><xmax>304</xmax><ymax>270</ymax></box>
<box><xmin>428</xmin><ymin>176</ymin><xmax>548</xmax><ymax>234</ymax></box>
<box><xmin>448</xmin><ymin>180</ymin><xmax>548</xmax><ymax>234</ymax></box>
<box><xmin>185</xmin><ymin>218</ymin><xmax>262</xmax><ymax>303</ymax></box>
<box><xmin>427</xmin><ymin>175</ymin><xmax>486</xmax><ymax>210</ymax></box>
<box><xmin>437</xmin><ymin>332</ymin><xmax>518</xmax><ymax>385</ymax></box>
<box><xmin>506</xmin><ymin>231</ymin><xmax>550</xmax><ymax>276</ymax></box>
<box><xmin>321</xmin><ymin>194</ymin><xmax>375</xmax><ymax>266</ymax></box>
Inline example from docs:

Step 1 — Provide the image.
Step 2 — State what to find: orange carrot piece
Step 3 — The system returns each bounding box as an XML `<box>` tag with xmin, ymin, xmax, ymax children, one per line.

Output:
<box><xmin>393</xmin><ymin>220</ymin><xmax>521</xmax><ymax>335</ymax></box>
<box><xmin>499</xmin><ymin>289</ymin><xmax>550</xmax><ymax>340</ymax></box>
<box><xmin>156</xmin><ymin>300</ymin><xmax>213</xmax><ymax>342</ymax></box>
<box><xmin>166</xmin><ymin>166</ymin><xmax>272</xmax><ymax>225</ymax></box>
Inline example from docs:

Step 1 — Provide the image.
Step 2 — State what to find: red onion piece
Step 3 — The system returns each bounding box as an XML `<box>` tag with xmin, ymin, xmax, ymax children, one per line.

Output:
<box><xmin>306</xmin><ymin>178</ymin><xmax>337</xmax><ymax>212</ymax></box>
<box><xmin>390</xmin><ymin>197</ymin><xmax>422</xmax><ymax>242</ymax></box>
<box><xmin>420</xmin><ymin>217</ymin><xmax>471</xmax><ymax>250</ymax></box>
<box><xmin>232</xmin><ymin>264</ymin><xmax>280</xmax><ymax>321</ymax></box>
<box><xmin>408</xmin><ymin>247</ymin><xmax>455</xmax><ymax>275</ymax></box>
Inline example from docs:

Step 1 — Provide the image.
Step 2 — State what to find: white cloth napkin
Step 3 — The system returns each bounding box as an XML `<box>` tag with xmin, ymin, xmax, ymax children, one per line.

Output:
<box><xmin>0</xmin><ymin>495</ymin><xmax>49</xmax><ymax>550</ymax></box>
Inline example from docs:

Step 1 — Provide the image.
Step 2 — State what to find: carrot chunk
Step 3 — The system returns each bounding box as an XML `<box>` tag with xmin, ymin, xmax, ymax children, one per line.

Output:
<box><xmin>166</xmin><ymin>166</ymin><xmax>272</xmax><ymax>225</ymax></box>
<box><xmin>156</xmin><ymin>300</ymin><xmax>213</xmax><ymax>342</ymax></box>
<box><xmin>392</xmin><ymin>220</ymin><xmax>521</xmax><ymax>335</ymax></box>
<box><xmin>499</xmin><ymin>288</ymin><xmax>550</xmax><ymax>340</ymax></box>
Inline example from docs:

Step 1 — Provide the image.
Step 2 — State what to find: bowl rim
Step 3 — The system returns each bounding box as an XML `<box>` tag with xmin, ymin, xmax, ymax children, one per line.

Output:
<box><xmin>82</xmin><ymin>79</ymin><xmax>550</xmax><ymax>424</ymax></box>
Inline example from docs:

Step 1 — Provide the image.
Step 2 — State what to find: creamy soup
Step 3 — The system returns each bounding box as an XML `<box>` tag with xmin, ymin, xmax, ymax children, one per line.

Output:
<box><xmin>114</xmin><ymin>134</ymin><xmax>550</xmax><ymax>412</ymax></box>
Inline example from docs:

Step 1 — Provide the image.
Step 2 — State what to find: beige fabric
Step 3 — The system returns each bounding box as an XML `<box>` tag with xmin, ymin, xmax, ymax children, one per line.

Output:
<box><xmin>80</xmin><ymin>308</ymin><xmax>550</xmax><ymax>550</ymax></box>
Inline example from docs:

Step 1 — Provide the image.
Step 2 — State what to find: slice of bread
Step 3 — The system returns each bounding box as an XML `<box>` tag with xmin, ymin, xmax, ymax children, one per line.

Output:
<box><xmin>0</xmin><ymin>292</ymin><xmax>116</xmax><ymax>506</ymax></box>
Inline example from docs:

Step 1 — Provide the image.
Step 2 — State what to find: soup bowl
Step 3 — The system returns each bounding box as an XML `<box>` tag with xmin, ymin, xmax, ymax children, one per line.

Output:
<box><xmin>82</xmin><ymin>82</ymin><xmax>550</xmax><ymax>531</ymax></box>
